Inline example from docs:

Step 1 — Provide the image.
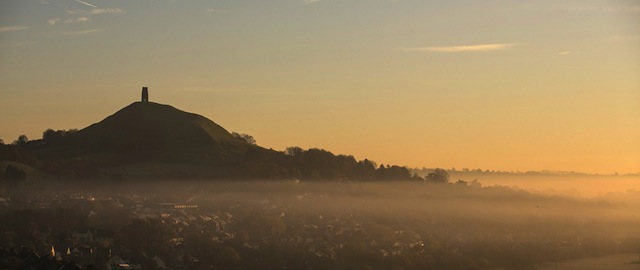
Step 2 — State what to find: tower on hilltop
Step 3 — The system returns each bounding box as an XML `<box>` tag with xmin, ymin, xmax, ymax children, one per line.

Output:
<box><xmin>141</xmin><ymin>87</ymin><xmax>149</xmax><ymax>102</ymax></box>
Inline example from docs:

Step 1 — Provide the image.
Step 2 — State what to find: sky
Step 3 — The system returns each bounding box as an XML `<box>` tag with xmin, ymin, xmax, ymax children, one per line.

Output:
<box><xmin>1</xmin><ymin>0</ymin><xmax>639</xmax><ymax>174</ymax></box>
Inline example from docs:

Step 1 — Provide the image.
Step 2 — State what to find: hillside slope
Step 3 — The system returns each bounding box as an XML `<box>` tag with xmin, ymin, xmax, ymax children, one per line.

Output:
<box><xmin>6</xmin><ymin>101</ymin><xmax>414</xmax><ymax>181</ymax></box>
<box><xmin>38</xmin><ymin>102</ymin><xmax>256</xmax><ymax>168</ymax></box>
<box><xmin>75</xmin><ymin>102</ymin><xmax>247</xmax><ymax>162</ymax></box>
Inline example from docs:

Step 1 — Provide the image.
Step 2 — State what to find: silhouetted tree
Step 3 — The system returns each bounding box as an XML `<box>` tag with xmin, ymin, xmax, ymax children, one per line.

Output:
<box><xmin>355</xmin><ymin>159</ymin><xmax>377</xmax><ymax>180</ymax></box>
<box><xmin>299</xmin><ymin>148</ymin><xmax>341</xmax><ymax>179</ymax></box>
<box><xmin>232</xmin><ymin>132</ymin><xmax>256</xmax><ymax>145</ymax></box>
<box><xmin>375</xmin><ymin>164</ymin><xmax>413</xmax><ymax>180</ymax></box>
<box><xmin>426</xmin><ymin>168</ymin><xmax>450</xmax><ymax>183</ymax></box>
<box><xmin>12</xmin><ymin>135</ymin><xmax>28</xmax><ymax>146</ymax></box>
<box><xmin>285</xmin><ymin>146</ymin><xmax>304</xmax><ymax>156</ymax></box>
<box><xmin>43</xmin><ymin>129</ymin><xmax>58</xmax><ymax>142</ymax></box>
<box><xmin>0</xmin><ymin>138</ymin><xmax>4</xmax><ymax>145</ymax></box>
<box><xmin>42</xmin><ymin>128</ymin><xmax>77</xmax><ymax>144</ymax></box>
<box><xmin>456</xmin><ymin>179</ymin><xmax>468</xmax><ymax>185</ymax></box>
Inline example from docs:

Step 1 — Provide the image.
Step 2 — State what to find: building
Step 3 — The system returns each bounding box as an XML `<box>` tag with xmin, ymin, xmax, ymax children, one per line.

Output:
<box><xmin>141</xmin><ymin>87</ymin><xmax>149</xmax><ymax>102</ymax></box>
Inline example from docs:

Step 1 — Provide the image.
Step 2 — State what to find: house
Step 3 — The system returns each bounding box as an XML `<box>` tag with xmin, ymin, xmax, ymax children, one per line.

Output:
<box><xmin>106</xmin><ymin>255</ymin><xmax>142</xmax><ymax>270</ymax></box>
<box><xmin>106</xmin><ymin>255</ymin><xmax>127</xmax><ymax>269</ymax></box>
<box><xmin>379</xmin><ymin>249</ymin><xmax>389</xmax><ymax>257</ymax></box>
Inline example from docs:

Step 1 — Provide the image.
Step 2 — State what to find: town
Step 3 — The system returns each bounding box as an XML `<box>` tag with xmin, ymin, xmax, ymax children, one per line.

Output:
<box><xmin>2</xmin><ymin>181</ymin><xmax>639</xmax><ymax>270</ymax></box>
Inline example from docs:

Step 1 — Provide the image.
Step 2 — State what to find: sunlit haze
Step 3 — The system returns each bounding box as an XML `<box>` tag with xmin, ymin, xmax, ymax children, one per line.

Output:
<box><xmin>1</xmin><ymin>0</ymin><xmax>639</xmax><ymax>174</ymax></box>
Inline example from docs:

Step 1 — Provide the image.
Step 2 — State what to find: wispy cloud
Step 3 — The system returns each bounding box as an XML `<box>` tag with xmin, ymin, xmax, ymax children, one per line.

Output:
<box><xmin>205</xmin><ymin>8</ymin><xmax>216</xmax><ymax>13</ymax></box>
<box><xmin>0</xmin><ymin>26</ymin><xmax>30</xmax><ymax>32</ymax></box>
<box><xmin>73</xmin><ymin>0</ymin><xmax>97</xmax><ymax>8</ymax></box>
<box><xmin>398</xmin><ymin>43</ymin><xmax>517</xmax><ymax>53</ymax></box>
<box><xmin>47</xmin><ymin>18</ymin><xmax>61</xmax><ymax>25</ymax></box>
<box><xmin>61</xmin><ymin>28</ymin><xmax>102</xmax><ymax>35</ymax></box>
<box><xmin>66</xmin><ymin>17</ymin><xmax>89</xmax><ymax>23</ymax></box>
<box><xmin>90</xmin><ymin>8</ymin><xmax>125</xmax><ymax>15</ymax></box>
<box><xmin>557</xmin><ymin>51</ymin><xmax>572</xmax><ymax>55</ymax></box>
<box><xmin>303</xmin><ymin>0</ymin><xmax>320</xmax><ymax>4</ymax></box>
<box><xmin>67</xmin><ymin>8</ymin><xmax>125</xmax><ymax>15</ymax></box>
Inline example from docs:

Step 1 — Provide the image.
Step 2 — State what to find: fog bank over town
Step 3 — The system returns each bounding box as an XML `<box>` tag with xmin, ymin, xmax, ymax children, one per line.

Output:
<box><xmin>2</xmin><ymin>175</ymin><xmax>639</xmax><ymax>269</ymax></box>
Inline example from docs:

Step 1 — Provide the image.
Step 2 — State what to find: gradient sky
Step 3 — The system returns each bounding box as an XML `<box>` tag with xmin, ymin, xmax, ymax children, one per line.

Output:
<box><xmin>1</xmin><ymin>0</ymin><xmax>639</xmax><ymax>174</ymax></box>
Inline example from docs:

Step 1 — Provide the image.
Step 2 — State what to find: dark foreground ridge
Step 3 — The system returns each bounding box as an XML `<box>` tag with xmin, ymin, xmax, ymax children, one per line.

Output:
<box><xmin>0</xmin><ymin>91</ymin><xmax>418</xmax><ymax>181</ymax></box>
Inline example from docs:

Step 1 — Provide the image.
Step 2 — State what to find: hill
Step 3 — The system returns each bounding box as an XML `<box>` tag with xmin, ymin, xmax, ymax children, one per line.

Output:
<box><xmin>68</xmin><ymin>102</ymin><xmax>249</xmax><ymax>163</ymax></box>
<box><xmin>1</xmin><ymin>101</ymin><xmax>417</xmax><ymax>181</ymax></box>
<box><xmin>28</xmin><ymin>101</ymin><xmax>281</xmax><ymax>179</ymax></box>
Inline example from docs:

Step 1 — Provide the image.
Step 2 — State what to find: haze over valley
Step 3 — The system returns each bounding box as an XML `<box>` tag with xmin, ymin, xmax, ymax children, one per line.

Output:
<box><xmin>1</xmin><ymin>100</ymin><xmax>638</xmax><ymax>269</ymax></box>
<box><xmin>1</xmin><ymin>0</ymin><xmax>639</xmax><ymax>269</ymax></box>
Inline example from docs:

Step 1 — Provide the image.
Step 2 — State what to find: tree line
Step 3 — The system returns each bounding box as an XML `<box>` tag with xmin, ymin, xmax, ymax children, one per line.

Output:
<box><xmin>0</xmin><ymin>129</ymin><xmax>453</xmax><ymax>183</ymax></box>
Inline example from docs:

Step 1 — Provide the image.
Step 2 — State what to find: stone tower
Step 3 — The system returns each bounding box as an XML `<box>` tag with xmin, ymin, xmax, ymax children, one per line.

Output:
<box><xmin>141</xmin><ymin>87</ymin><xmax>149</xmax><ymax>102</ymax></box>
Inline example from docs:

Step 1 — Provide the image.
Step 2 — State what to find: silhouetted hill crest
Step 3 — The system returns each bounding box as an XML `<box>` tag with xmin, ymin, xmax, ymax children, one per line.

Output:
<box><xmin>5</xmin><ymin>101</ymin><xmax>416</xmax><ymax>181</ymax></box>
<box><xmin>70</xmin><ymin>102</ymin><xmax>249</xmax><ymax>162</ymax></box>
